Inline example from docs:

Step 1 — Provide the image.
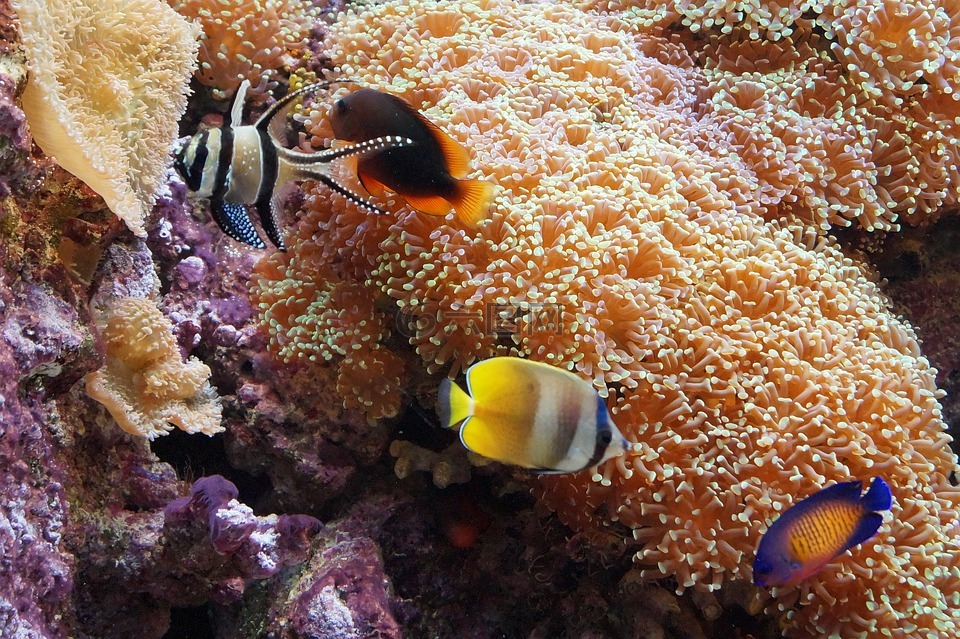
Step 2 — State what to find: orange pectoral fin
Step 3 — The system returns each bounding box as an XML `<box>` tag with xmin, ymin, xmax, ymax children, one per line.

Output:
<box><xmin>357</xmin><ymin>170</ymin><xmax>387</xmax><ymax>198</ymax></box>
<box><xmin>451</xmin><ymin>179</ymin><xmax>495</xmax><ymax>226</ymax></box>
<box><xmin>400</xmin><ymin>192</ymin><xmax>455</xmax><ymax>217</ymax></box>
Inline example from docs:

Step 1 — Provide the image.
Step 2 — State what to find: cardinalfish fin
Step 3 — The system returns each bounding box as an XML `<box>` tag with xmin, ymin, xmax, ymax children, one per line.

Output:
<box><xmin>450</xmin><ymin>179</ymin><xmax>495</xmax><ymax>226</ymax></box>
<box><xmin>210</xmin><ymin>198</ymin><xmax>265</xmax><ymax>249</ymax></box>
<box><xmin>229</xmin><ymin>79</ymin><xmax>251</xmax><ymax>126</ymax></box>
<box><xmin>437</xmin><ymin>379</ymin><xmax>473</xmax><ymax>429</ymax></box>
<box><xmin>295</xmin><ymin>169</ymin><xmax>394</xmax><ymax>216</ymax></box>
<box><xmin>256</xmin><ymin>79</ymin><xmax>356</xmax><ymax>144</ymax></box>
<box><xmin>277</xmin><ymin>135</ymin><xmax>415</xmax><ymax>166</ymax></box>
<box><xmin>255</xmin><ymin>180</ymin><xmax>298</xmax><ymax>252</ymax></box>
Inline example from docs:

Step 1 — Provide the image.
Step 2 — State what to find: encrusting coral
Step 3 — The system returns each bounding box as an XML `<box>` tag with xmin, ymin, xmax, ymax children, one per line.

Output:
<box><xmin>12</xmin><ymin>0</ymin><xmax>200</xmax><ymax>236</ymax></box>
<box><xmin>250</xmin><ymin>0</ymin><xmax>960</xmax><ymax>636</ymax></box>
<box><xmin>168</xmin><ymin>0</ymin><xmax>322</xmax><ymax>100</ymax></box>
<box><xmin>85</xmin><ymin>296</ymin><xmax>223</xmax><ymax>439</ymax></box>
<box><xmin>590</xmin><ymin>0</ymin><xmax>960</xmax><ymax>227</ymax></box>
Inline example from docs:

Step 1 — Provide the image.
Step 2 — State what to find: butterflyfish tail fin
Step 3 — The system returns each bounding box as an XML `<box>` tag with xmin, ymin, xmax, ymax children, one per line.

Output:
<box><xmin>450</xmin><ymin>179</ymin><xmax>495</xmax><ymax>227</ymax></box>
<box><xmin>437</xmin><ymin>379</ymin><xmax>473</xmax><ymax>429</ymax></box>
<box><xmin>861</xmin><ymin>476</ymin><xmax>893</xmax><ymax>512</ymax></box>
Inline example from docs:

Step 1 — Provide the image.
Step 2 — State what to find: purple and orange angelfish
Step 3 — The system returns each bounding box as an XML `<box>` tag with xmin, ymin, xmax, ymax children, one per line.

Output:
<box><xmin>752</xmin><ymin>476</ymin><xmax>893</xmax><ymax>587</ymax></box>
<box><xmin>329</xmin><ymin>88</ymin><xmax>495</xmax><ymax>227</ymax></box>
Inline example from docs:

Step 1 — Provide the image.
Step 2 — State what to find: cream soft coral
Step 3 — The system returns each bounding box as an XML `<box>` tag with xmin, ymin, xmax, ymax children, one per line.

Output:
<box><xmin>13</xmin><ymin>0</ymin><xmax>199</xmax><ymax>236</ymax></box>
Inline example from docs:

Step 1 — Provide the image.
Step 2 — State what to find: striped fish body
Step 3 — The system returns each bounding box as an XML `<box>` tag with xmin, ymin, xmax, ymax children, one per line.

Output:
<box><xmin>438</xmin><ymin>357</ymin><xmax>629</xmax><ymax>473</ymax></box>
<box><xmin>753</xmin><ymin>477</ymin><xmax>893</xmax><ymax>587</ymax></box>
<box><xmin>175</xmin><ymin>79</ymin><xmax>415</xmax><ymax>250</ymax></box>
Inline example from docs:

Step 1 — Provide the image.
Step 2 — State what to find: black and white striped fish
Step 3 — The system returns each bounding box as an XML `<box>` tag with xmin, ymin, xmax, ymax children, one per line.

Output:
<box><xmin>174</xmin><ymin>79</ymin><xmax>413</xmax><ymax>250</ymax></box>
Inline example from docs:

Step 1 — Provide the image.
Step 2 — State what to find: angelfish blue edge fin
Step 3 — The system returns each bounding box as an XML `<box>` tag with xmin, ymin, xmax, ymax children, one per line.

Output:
<box><xmin>844</xmin><ymin>512</ymin><xmax>884</xmax><ymax>551</ymax></box>
<box><xmin>861</xmin><ymin>476</ymin><xmax>893</xmax><ymax>512</ymax></box>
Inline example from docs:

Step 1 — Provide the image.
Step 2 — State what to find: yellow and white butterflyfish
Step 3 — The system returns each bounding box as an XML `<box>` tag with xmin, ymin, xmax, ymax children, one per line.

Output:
<box><xmin>437</xmin><ymin>357</ymin><xmax>630</xmax><ymax>474</ymax></box>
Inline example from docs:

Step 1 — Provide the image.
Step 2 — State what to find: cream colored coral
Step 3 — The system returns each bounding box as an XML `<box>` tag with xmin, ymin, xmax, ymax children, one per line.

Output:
<box><xmin>13</xmin><ymin>0</ymin><xmax>200</xmax><ymax>237</ymax></box>
<box><xmin>86</xmin><ymin>296</ymin><xmax>223</xmax><ymax>439</ymax></box>
<box><xmin>169</xmin><ymin>0</ymin><xmax>320</xmax><ymax>100</ymax></box>
<box><xmin>249</xmin><ymin>1</ymin><xmax>960</xmax><ymax>637</ymax></box>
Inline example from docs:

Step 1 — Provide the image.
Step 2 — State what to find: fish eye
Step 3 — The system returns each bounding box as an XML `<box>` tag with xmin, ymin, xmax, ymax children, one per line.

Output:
<box><xmin>599</xmin><ymin>429</ymin><xmax>611</xmax><ymax>447</ymax></box>
<box><xmin>333</xmin><ymin>99</ymin><xmax>347</xmax><ymax>114</ymax></box>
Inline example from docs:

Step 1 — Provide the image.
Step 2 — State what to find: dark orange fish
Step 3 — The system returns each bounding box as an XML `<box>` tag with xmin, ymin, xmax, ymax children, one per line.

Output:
<box><xmin>329</xmin><ymin>88</ymin><xmax>494</xmax><ymax>226</ymax></box>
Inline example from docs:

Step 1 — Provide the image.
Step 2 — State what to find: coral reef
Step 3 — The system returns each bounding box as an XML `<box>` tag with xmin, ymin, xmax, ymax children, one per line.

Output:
<box><xmin>83</xmin><ymin>236</ymin><xmax>223</xmax><ymax>439</ymax></box>
<box><xmin>248</xmin><ymin>0</ymin><xmax>960</xmax><ymax>637</ymax></box>
<box><xmin>253</xmin><ymin>235</ymin><xmax>406</xmax><ymax>419</ymax></box>
<box><xmin>870</xmin><ymin>216</ymin><xmax>960</xmax><ymax>443</ymax></box>
<box><xmin>389</xmin><ymin>439</ymin><xmax>473</xmax><ymax>489</ymax></box>
<box><xmin>1</xmin><ymin>0</ymin><xmax>960</xmax><ymax>638</ymax></box>
<box><xmin>0</xmin><ymin>267</ymin><xmax>94</xmax><ymax>639</ymax></box>
<box><xmin>12</xmin><ymin>0</ymin><xmax>200</xmax><ymax>236</ymax></box>
<box><xmin>169</xmin><ymin>0</ymin><xmax>323</xmax><ymax>101</ymax></box>
<box><xmin>85</xmin><ymin>294</ymin><xmax>224</xmax><ymax>439</ymax></box>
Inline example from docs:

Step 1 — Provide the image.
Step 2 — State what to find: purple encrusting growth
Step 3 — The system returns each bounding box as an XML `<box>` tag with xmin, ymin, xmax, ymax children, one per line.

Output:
<box><xmin>149</xmin><ymin>179</ymin><xmax>262</xmax><ymax>361</ymax></box>
<box><xmin>161</xmin><ymin>474</ymin><xmax>324</xmax><ymax>573</ymax></box>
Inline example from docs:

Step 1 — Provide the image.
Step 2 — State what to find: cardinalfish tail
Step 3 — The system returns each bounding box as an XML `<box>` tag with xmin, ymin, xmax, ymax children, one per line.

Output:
<box><xmin>437</xmin><ymin>378</ymin><xmax>474</xmax><ymax>429</ymax></box>
<box><xmin>450</xmin><ymin>179</ymin><xmax>495</xmax><ymax>227</ymax></box>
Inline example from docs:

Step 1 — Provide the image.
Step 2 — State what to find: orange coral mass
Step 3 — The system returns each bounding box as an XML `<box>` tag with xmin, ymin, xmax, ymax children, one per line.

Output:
<box><xmin>251</xmin><ymin>1</ymin><xmax>960</xmax><ymax>636</ymax></box>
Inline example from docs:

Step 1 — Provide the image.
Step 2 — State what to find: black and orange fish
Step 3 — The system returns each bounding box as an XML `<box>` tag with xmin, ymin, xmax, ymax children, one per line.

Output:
<box><xmin>330</xmin><ymin>88</ymin><xmax>495</xmax><ymax>226</ymax></box>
